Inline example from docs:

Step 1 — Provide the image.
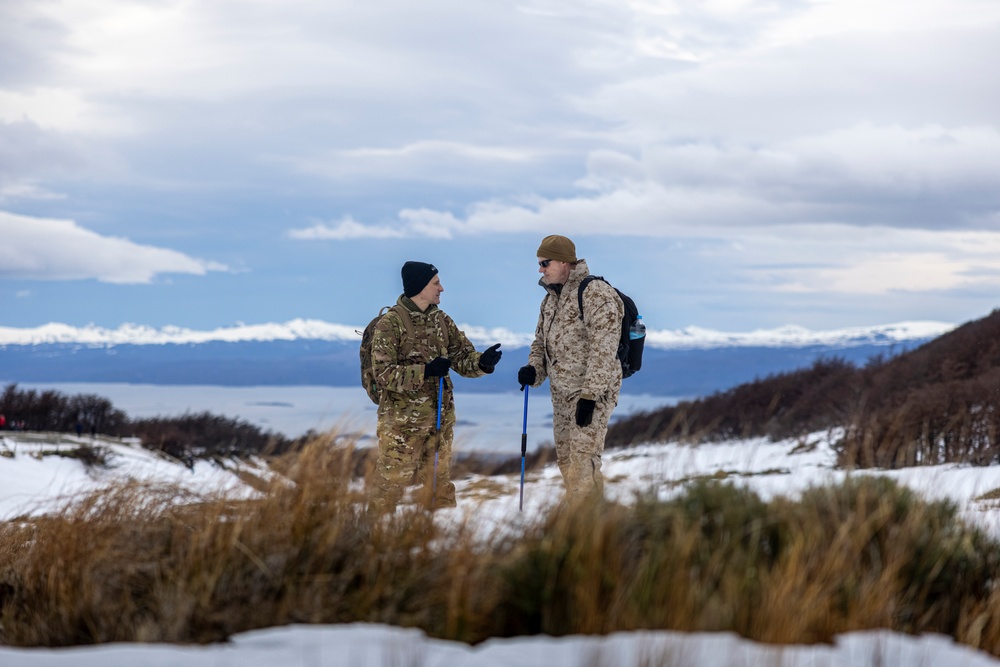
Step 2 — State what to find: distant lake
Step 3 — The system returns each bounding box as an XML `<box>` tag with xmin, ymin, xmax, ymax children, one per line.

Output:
<box><xmin>11</xmin><ymin>382</ymin><xmax>679</xmax><ymax>456</ymax></box>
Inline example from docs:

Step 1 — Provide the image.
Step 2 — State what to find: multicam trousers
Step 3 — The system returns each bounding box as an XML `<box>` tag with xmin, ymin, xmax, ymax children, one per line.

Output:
<box><xmin>369</xmin><ymin>416</ymin><xmax>456</xmax><ymax>514</ymax></box>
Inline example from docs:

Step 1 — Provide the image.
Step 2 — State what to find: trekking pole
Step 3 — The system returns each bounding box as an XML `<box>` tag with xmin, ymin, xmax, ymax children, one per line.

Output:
<box><xmin>432</xmin><ymin>375</ymin><xmax>443</xmax><ymax>509</ymax></box>
<box><xmin>519</xmin><ymin>385</ymin><xmax>528</xmax><ymax>512</ymax></box>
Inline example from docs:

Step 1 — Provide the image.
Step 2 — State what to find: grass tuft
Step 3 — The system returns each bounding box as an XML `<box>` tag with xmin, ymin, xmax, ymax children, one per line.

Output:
<box><xmin>3</xmin><ymin>435</ymin><xmax>1000</xmax><ymax>661</ymax></box>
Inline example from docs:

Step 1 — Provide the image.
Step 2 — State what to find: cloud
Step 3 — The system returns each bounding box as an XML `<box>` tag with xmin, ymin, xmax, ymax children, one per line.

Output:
<box><xmin>13</xmin><ymin>0</ymin><xmax>998</xmax><ymax>217</ymax></box>
<box><xmin>0</xmin><ymin>180</ymin><xmax>64</xmax><ymax>203</ymax></box>
<box><xmin>66</xmin><ymin>117</ymin><xmax>1000</xmax><ymax>304</ymax></box>
<box><xmin>282</xmin><ymin>141</ymin><xmax>543</xmax><ymax>187</ymax></box>
<box><xmin>300</xmin><ymin>121</ymin><xmax>1000</xmax><ymax>242</ymax></box>
<box><xmin>4</xmin><ymin>0</ymin><xmax>1000</xmax><ymax>329</ymax></box>
<box><xmin>0</xmin><ymin>89</ymin><xmax>134</xmax><ymax>135</ymax></box>
<box><xmin>0</xmin><ymin>0</ymin><xmax>69</xmax><ymax>88</ymax></box>
<box><xmin>287</xmin><ymin>217</ymin><xmax>408</xmax><ymax>240</ymax></box>
<box><xmin>0</xmin><ymin>210</ymin><xmax>228</xmax><ymax>284</ymax></box>
<box><xmin>337</xmin><ymin>141</ymin><xmax>537</xmax><ymax>163</ymax></box>
<box><xmin>702</xmin><ymin>225</ymin><xmax>1000</xmax><ymax>296</ymax></box>
<box><xmin>588</xmin><ymin>2</ymin><xmax>1000</xmax><ymax>140</ymax></box>
<box><xmin>288</xmin><ymin>209</ymin><xmax>471</xmax><ymax>240</ymax></box>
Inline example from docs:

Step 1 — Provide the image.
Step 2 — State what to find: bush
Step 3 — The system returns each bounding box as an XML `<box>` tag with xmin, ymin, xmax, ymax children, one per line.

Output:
<box><xmin>0</xmin><ymin>384</ymin><xmax>127</xmax><ymax>434</ymax></box>
<box><xmin>123</xmin><ymin>411</ymin><xmax>290</xmax><ymax>460</ymax></box>
<box><xmin>605</xmin><ymin>358</ymin><xmax>858</xmax><ymax>448</ymax></box>
<box><xmin>608</xmin><ymin>310</ymin><xmax>1000</xmax><ymax>470</ymax></box>
<box><xmin>5</xmin><ymin>441</ymin><xmax>1000</xmax><ymax>659</ymax></box>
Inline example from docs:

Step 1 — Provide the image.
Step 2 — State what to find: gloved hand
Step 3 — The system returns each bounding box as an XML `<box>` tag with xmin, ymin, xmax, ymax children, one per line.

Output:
<box><xmin>518</xmin><ymin>364</ymin><xmax>536</xmax><ymax>390</ymax></box>
<box><xmin>575</xmin><ymin>398</ymin><xmax>596</xmax><ymax>427</ymax></box>
<box><xmin>424</xmin><ymin>356</ymin><xmax>451</xmax><ymax>378</ymax></box>
<box><xmin>478</xmin><ymin>343</ymin><xmax>502</xmax><ymax>373</ymax></box>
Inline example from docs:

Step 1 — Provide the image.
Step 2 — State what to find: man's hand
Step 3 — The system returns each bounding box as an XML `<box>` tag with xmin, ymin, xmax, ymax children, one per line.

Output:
<box><xmin>424</xmin><ymin>357</ymin><xmax>452</xmax><ymax>378</ymax></box>
<box><xmin>518</xmin><ymin>365</ymin><xmax>536</xmax><ymax>390</ymax></box>
<box><xmin>478</xmin><ymin>343</ymin><xmax>503</xmax><ymax>373</ymax></box>
<box><xmin>575</xmin><ymin>398</ymin><xmax>596</xmax><ymax>427</ymax></box>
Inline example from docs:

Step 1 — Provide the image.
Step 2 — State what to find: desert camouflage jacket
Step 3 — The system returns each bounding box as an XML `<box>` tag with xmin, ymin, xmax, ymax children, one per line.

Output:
<box><xmin>372</xmin><ymin>295</ymin><xmax>486</xmax><ymax>424</ymax></box>
<box><xmin>527</xmin><ymin>259</ymin><xmax>624</xmax><ymax>401</ymax></box>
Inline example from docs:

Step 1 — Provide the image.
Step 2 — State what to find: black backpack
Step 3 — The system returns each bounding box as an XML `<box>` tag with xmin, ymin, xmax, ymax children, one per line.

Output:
<box><xmin>577</xmin><ymin>276</ymin><xmax>644</xmax><ymax>379</ymax></box>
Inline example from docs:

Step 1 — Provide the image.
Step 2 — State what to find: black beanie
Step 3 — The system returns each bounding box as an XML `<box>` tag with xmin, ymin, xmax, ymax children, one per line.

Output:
<box><xmin>402</xmin><ymin>261</ymin><xmax>438</xmax><ymax>298</ymax></box>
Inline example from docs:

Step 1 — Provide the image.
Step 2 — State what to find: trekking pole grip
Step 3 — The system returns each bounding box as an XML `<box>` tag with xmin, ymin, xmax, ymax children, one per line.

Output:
<box><xmin>519</xmin><ymin>385</ymin><xmax>528</xmax><ymax>512</ymax></box>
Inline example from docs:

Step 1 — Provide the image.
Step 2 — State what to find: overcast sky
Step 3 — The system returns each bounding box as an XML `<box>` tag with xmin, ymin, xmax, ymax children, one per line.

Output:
<box><xmin>2</xmin><ymin>0</ymin><xmax>999</xmax><ymax>335</ymax></box>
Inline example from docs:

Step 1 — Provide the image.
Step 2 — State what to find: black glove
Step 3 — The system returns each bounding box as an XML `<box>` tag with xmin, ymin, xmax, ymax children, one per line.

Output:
<box><xmin>478</xmin><ymin>343</ymin><xmax>502</xmax><ymax>373</ymax></box>
<box><xmin>518</xmin><ymin>364</ymin><xmax>536</xmax><ymax>390</ymax></box>
<box><xmin>575</xmin><ymin>398</ymin><xmax>596</xmax><ymax>427</ymax></box>
<box><xmin>424</xmin><ymin>356</ymin><xmax>451</xmax><ymax>378</ymax></box>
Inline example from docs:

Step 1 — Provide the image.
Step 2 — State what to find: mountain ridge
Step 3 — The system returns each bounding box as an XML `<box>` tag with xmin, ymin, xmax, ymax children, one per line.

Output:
<box><xmin>0</xmin><ymin>319</ymin><xmax>955</xmax><ymax>350</ymax></box>
<box><xmin>0</xmin><ymin>340</ymin><xmax>936</xmax><ymax>398</ymax></box>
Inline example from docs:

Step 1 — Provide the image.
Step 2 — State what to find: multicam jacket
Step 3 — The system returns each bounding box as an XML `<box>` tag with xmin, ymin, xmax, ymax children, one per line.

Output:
<box><xmin>527</xmin><ymin>259</ymin><xmax>624</xmax><ymax>401</ymax></box>
<box><xmin>372</xmin><ymin>294</ymin><xmax>486</xmax><ymax>425</ymax></box>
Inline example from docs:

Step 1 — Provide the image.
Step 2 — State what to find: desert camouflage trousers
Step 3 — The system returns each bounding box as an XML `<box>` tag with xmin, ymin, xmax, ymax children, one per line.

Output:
<box><xmin>369</xmin><ymin>416</ymin><xmax>456</xmax><ymax>514</ymax></box>
<box><xmin>551</xmin><ymin>390</ymin><xmax>617</xmax><ymax>501</ymax></box>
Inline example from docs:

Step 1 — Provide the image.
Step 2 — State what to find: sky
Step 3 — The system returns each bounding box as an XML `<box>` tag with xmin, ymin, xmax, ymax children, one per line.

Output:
<box><xmin>2</xmin><ymin>0</ymin><xmax>1000</xmax><ymax>336</ymax></box>
<box><xmin>5</xmin><ymin>427</ymin><xmax>1000</xmax><ymax>664</ymax></box>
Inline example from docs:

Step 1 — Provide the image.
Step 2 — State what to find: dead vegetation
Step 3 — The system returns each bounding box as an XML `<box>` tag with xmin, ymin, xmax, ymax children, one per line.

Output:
<box><xmin>608</xmin><ymin>309</ymin><xmax>1000</xmax><ymax>470</ymax></box>
<box><xmin>3</xmin><ymin>439</ymin><xmax>1000</xmax><ymax>659</ymax></box>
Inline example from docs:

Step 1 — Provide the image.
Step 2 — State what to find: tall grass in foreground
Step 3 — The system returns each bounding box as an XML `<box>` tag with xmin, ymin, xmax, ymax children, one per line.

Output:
<box><xmin>3</xmin><ymin>437</ymin><xmax>1000</xmax><ymax>658</ymax></box>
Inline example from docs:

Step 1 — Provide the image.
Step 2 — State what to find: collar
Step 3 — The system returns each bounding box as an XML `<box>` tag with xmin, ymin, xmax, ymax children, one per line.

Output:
<box><xmin>398</xmin><ymin>294</ymin><xmax>438</xmax><ymax>315</ymax></box>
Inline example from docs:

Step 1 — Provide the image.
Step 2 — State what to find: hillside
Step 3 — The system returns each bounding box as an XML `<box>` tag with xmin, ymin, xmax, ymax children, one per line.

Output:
<box><xmin>607</xmin><ymin>309</ymin><xmax>1000</xmax><ymax>469</ymax></box>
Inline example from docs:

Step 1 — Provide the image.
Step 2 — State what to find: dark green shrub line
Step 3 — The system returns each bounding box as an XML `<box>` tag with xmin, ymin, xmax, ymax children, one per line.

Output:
<box><xmin>1</xmin><ymin>383</ymin><xmax>295</xmax><ymax>460</ymax></box>
<box><xmin>1</xmin><ymin>384</ymin><xmax>126</xmax><ymax>435</ymax></box>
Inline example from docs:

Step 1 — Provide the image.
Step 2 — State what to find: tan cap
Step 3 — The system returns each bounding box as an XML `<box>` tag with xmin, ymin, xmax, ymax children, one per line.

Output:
<box><xmin>537</xmin><ymin>235</ymin><xmax>577</xmax><ymax>263</ymax></box>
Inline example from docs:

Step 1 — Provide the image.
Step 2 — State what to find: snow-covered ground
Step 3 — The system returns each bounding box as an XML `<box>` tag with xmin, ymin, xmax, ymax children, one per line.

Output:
<box><xmin>0</xmin><ymin>432</ymin><xmax>266</xmax><ymax>519</ymax></box>
<box><xmin>4</xmin><ymin>428</ymin><xmax>1000</xmax><ymax>666</ymax></box>
<box><xmin>4</xmin><ymin>623</ymin><xmax>999</xmax><ymax>667</ymax></box>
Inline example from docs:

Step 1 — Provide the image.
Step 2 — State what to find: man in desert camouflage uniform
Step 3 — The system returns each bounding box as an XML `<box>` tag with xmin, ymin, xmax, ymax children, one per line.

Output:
<box><xmin>518</xmin><ymin>235</ymin><xmax>624</xmax><ymax>500</ymax></box>
<box><xmin>369</xmin><ymin>261</ymin><xmax>503</xmax><ymax>514</ymax></box>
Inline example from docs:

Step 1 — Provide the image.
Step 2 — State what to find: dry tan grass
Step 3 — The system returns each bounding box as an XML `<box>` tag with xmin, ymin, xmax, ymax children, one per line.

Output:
<box><xmin>975</xmin><ymin>487</ymin><xmax>1000</xmax><ymax>502</ymax></box>
<box><xmin>3</xmin><ymin>433</ymin><xmax>1000</xmax><ymax>661</ymax></box>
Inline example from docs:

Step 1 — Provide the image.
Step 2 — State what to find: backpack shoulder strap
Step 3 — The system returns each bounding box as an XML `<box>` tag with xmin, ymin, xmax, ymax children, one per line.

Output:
<box><xmin>385</xmin><ymin>304</ymin><xmax>450</xmax><ymax>355</ymax></box>
<box><xmin>577</xmin><ymin>275</ymin><xmax>605</xmax><ymax>321</ymax></box>
<box><xmin>389</xmin><ymin>304</ymin><xmax>414</xmax><ymax>340</ymax></box>
<box><xmin>436</xmin><ymin>310</ymin><xmax>450</xmax><ymax>351</ymax></box>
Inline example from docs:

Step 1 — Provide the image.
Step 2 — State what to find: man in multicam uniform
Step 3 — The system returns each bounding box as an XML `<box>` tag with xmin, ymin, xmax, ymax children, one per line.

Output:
<box><xmin>518</xmin><ymin>235</ymin><xmax>624</xmax><ymax>501</ymax></box>
<box><xmin>369</xmin><ymin>261</ymin><xmax>503</xmax><ymax>514</ymax></box>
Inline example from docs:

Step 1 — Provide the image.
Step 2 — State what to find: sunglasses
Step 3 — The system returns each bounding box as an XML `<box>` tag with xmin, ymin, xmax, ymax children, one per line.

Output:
<box><xmin>538</xmin><ymin>259</ymin><xmax>553</xmax><ymax>268</ymax></box>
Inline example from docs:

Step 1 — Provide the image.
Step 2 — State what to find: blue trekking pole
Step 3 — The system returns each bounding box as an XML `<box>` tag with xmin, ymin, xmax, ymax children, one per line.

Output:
<box><xmin>519</xmin><ymin>385</ymin><xmax>528</xmax><ymax>511</ymax></box>
<box><xmin>432</xmin><ymin>375</ymin><xmax>443</xmax><ymax>509</ymax></box>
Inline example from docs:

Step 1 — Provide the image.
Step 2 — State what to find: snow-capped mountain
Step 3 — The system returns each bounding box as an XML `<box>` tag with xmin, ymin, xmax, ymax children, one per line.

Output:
<box><xmin>0</xmin><ymin>319</ymin><xmax>955</xmax><ymax>397</ymax></box>
<box><xmin>0</xmin><ymin>319</ymin><xmax>955</xmax><ymax>350</ymax></box>
<box><xmin>649</xmin><ymin>320</ymin><xmax>954</xmax><ymax>350</ymax></box>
